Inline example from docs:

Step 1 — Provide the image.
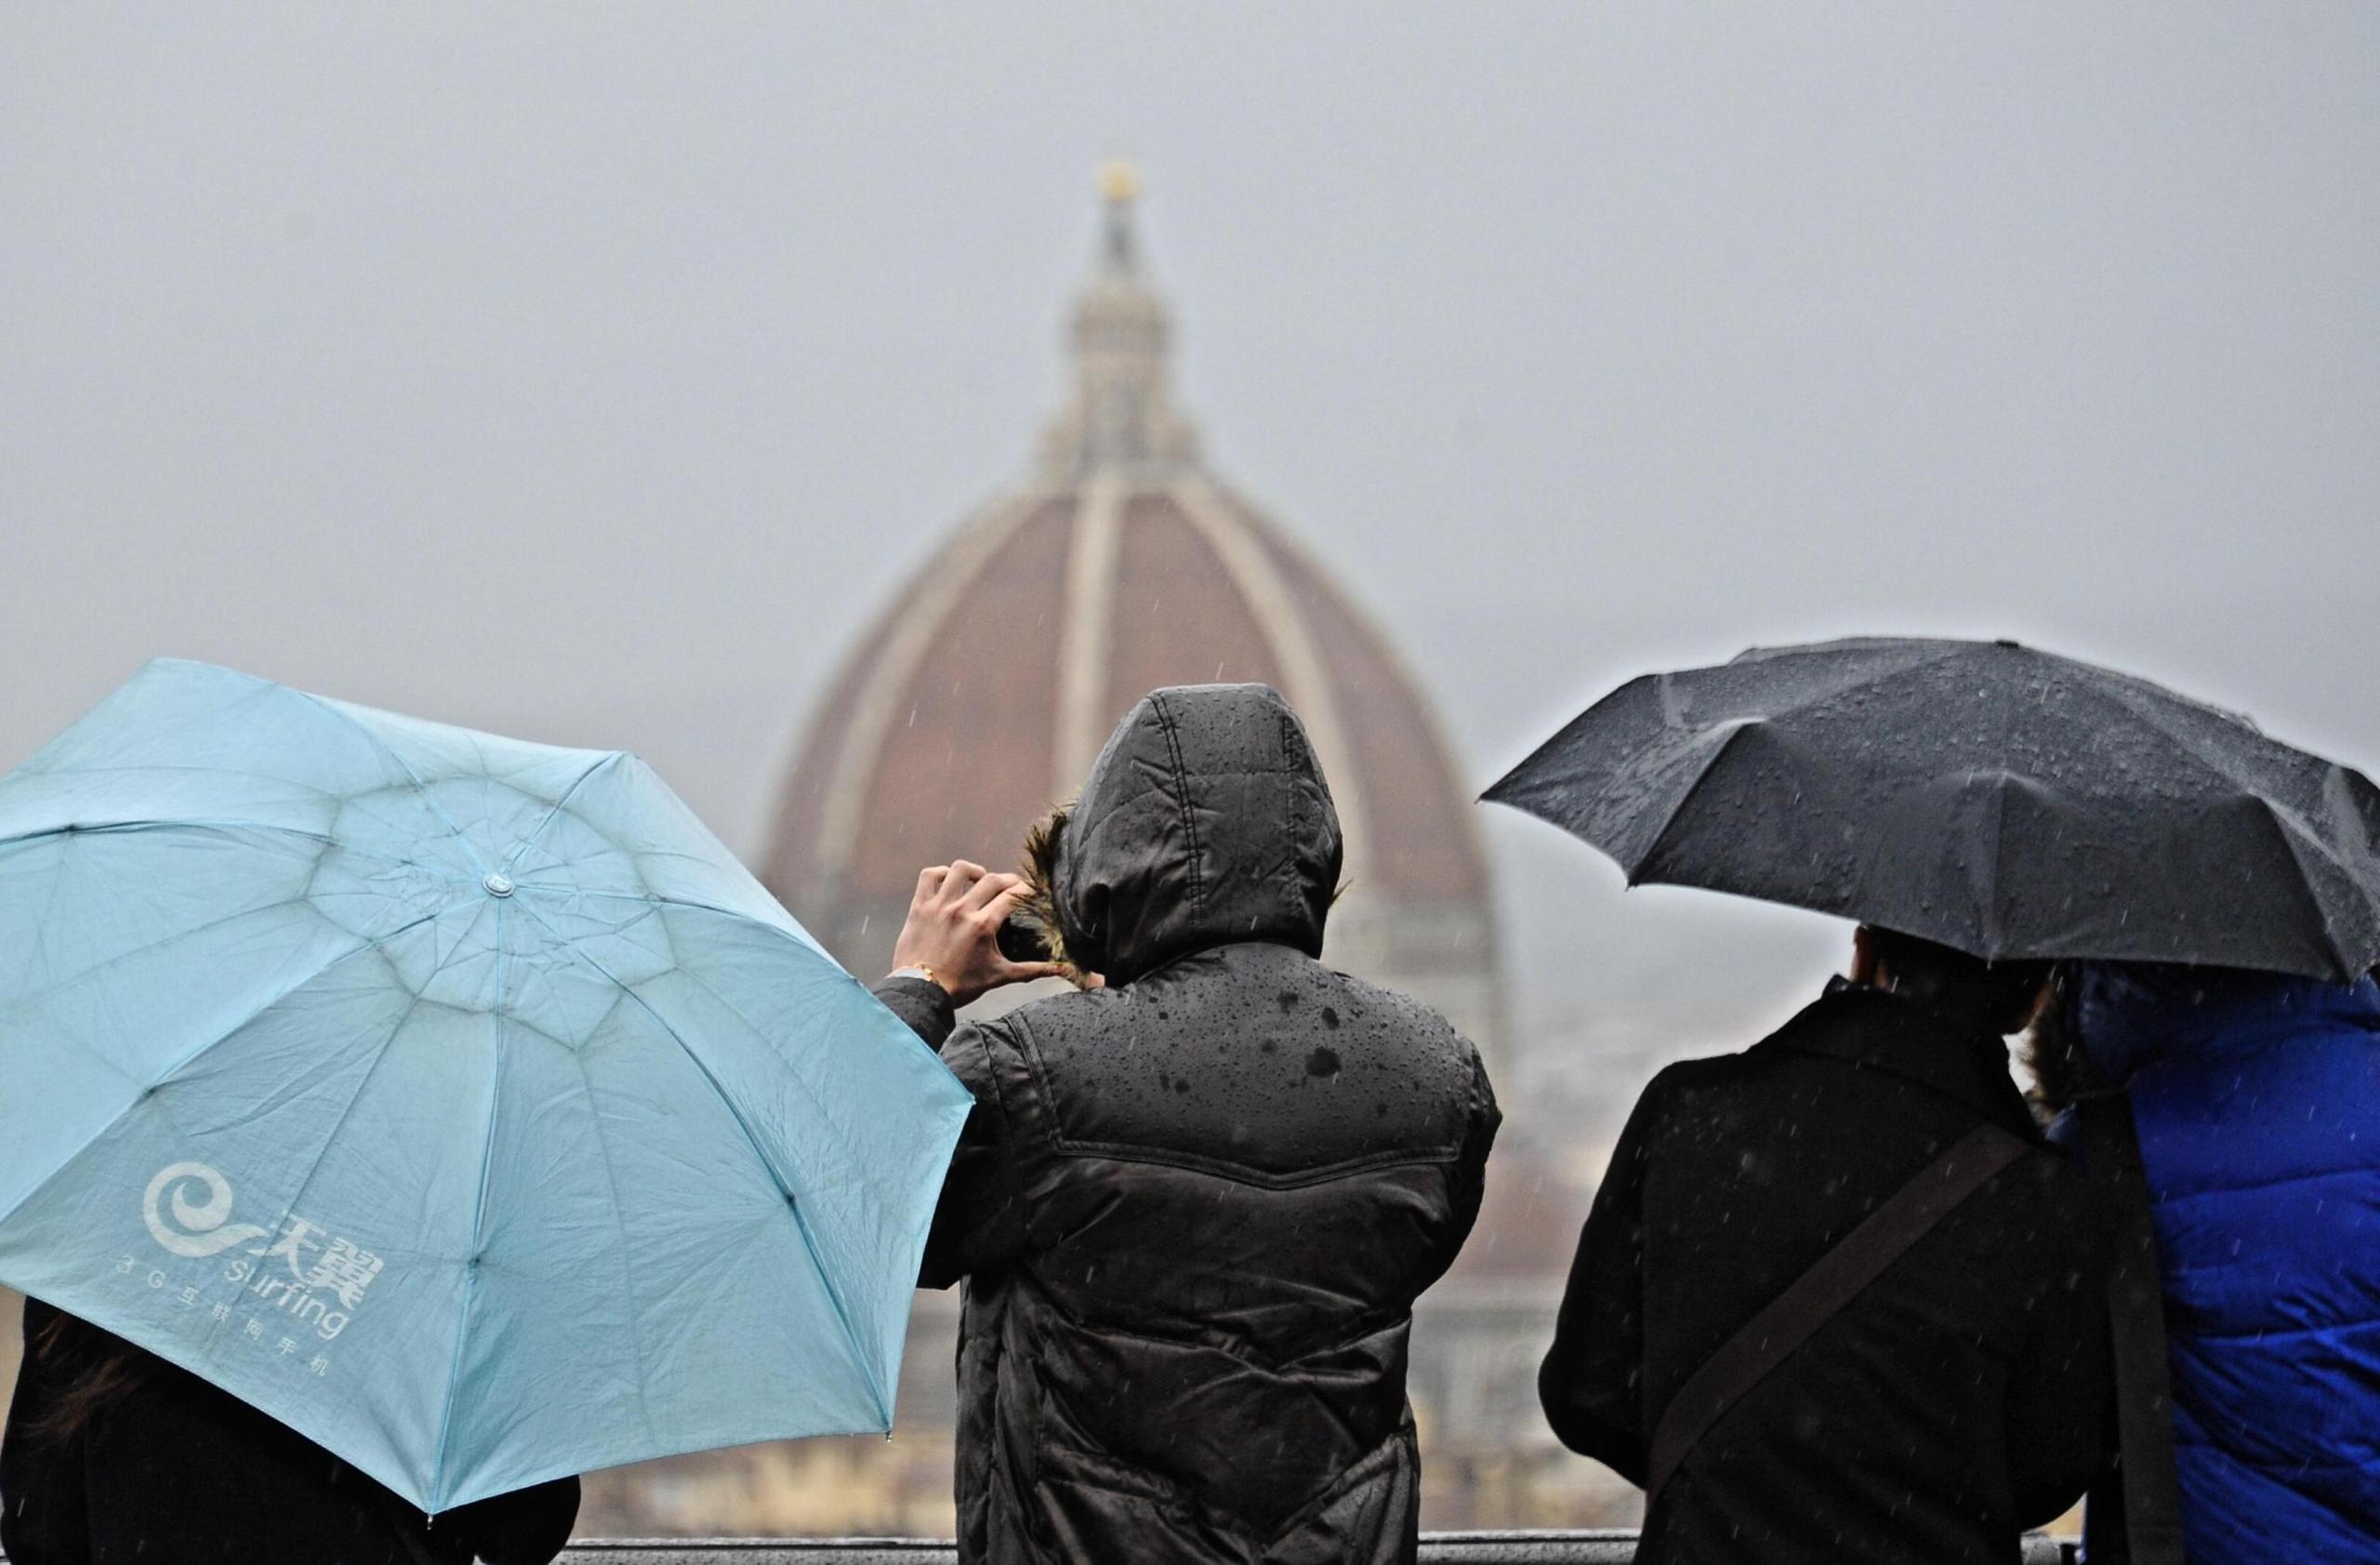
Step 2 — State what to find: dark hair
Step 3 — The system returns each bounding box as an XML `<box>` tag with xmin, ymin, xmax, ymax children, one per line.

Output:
<box><xmin>1864</xmin><ymin>925</ymin><xmax>2052</xmax><ymax>1035</ymax></box>
<box><xmin>26</xmin><ymin>1312</ymin><xmax>155</xmax><ymax>1443</ymax></box>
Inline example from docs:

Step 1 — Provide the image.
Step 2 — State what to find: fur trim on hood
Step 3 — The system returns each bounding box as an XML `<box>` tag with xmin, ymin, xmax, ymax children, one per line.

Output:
<box><xmin>1013</xmin><ymin>801</ymin><xmax>1080</xmax><ymax>980</ymax></box>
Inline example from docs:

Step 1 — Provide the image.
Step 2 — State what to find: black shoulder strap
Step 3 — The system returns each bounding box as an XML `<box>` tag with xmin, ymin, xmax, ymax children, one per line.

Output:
<box><xmin>1645</xmin><ymin>1121</ymin><xmax>2031</xmax><ymax>1505</ymax></box>
<box><xmin>2077</xmin><ymin>1094</ymin><xmax>2187</xmax><ymax>1565</ymax></box>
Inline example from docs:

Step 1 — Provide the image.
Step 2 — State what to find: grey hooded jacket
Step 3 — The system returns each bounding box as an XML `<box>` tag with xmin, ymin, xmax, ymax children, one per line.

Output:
<box><xmin>874</xmin><ymin>684</ymin><xmax>1499</xmax><ymax>1565</ymax></box>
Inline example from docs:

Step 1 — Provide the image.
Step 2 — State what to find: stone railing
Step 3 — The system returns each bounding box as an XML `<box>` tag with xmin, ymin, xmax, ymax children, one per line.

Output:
<box><xmin>556</xmin><ymin>1534</ymin><xmax>2079</xmax><ymax>1563</ymax></box>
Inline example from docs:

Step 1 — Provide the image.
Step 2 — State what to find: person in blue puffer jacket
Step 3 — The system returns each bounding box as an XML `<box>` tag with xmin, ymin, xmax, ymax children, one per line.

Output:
<box><xmin>2032</xmin><ymin>962</ymin><xmax>2380</xmax><ymax>1561</ymax></box>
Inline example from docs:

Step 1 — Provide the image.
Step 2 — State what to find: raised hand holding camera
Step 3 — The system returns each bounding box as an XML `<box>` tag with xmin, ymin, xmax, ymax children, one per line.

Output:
<box><xmin>888</xmin><ymin>860</ymin><xmax>1066</xmax><ymax>1006</ymax></box>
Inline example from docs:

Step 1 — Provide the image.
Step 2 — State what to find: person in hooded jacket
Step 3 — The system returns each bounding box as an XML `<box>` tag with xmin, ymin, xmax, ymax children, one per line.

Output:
<box><xmin>1</xmin><ymin>1296</ymin><xmax>578</xmax><ymax>1565</ymax></box>
<box><xmin>2031</xmin><ymin>962</ymin><xmax>2380</xmax><ymax>1563</ymax></box>
<box><xmin>869</xmin><ymin>683</ymin><xmax>1500</xmax><ymax>1565</ymax></box>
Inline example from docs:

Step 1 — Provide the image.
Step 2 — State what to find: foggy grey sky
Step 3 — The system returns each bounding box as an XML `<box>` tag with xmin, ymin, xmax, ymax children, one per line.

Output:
<box><xmin>7</xmin><ymin>4</ymin><xmax>2380</xmax><ymax>1076</ymax></box>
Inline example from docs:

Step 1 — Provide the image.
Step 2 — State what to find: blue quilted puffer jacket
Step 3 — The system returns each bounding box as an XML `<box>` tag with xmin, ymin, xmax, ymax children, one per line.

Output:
<box><xmin>2067</xmin><ymin>964</ymin><xmax>2380</xmax><ymax>1562</ymax></box>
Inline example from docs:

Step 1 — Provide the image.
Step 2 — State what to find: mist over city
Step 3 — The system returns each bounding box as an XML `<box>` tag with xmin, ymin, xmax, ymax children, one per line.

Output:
<box><xmin>5</xmin><ymin>3</ymin><xmax>2378</xmax><ymax>1552</ymax></box>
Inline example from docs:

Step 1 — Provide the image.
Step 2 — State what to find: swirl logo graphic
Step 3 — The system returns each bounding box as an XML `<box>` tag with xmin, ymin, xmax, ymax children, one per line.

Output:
<box><xmin>143</xmin><ymin>1162</ymin><xmax>270</xmax><ymax>1259</ymax></box>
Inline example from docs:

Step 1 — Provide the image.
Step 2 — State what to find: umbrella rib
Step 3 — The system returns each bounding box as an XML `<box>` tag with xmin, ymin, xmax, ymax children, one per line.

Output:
<box><xmin>615</xmin><ymin>933</ymin><xmax>894</xmax><ymax>1429</ymax></box>
<box><xmin>1679</xmin><ymin>641</ymin><xmax>1967</xmax><ymax>729</ymax></box>
<box><xmin>502</xmin><ymin>885</ymin><xmax>826</xmax><ymax>956</ymax></box>
<box><xmin>502</xmin><ymin>753</ymin><xmax>624</xmax><ymax>875</ymax></box>
<box><xmin>501</xmin><ymin>904</ymin><xmax>798</xmax><ymax>1187</ymax></box>
<box><xmin>504</xmin><ymin>895</ymin><xmax>892</xmax><ymax>1428</ymax></box>
<box><xmin>567</xmin><ymin>1011</ymin><xmax>664</xmax><ymax>1452</ymax></box>
<box><xmin>428</xmin><ymin>899</ymin><xmax>515</xmax><ymax>1510</ymax></box>
<box><xmin>199</xmin><ymin>982</ymin><xmax>431</xmax><ymax>1231</ymax></box>
<box><xmin>2073</xmin><ymin>677</ymin><xmax>2299</xmax><ymax>799</ymax></box>
<box><xmin>1623</xmin><ymin>720</ymin><xmax>1765</xmax><ymax>886</ymax></box>
<box><xmin>142</xmin><ymin>901</ymin><xmax>458</xmax><ymax>1091</ymax></box>
<box><xmin>296</xmin><ymin>692</ymin><xmax>492</xmax><ymax>878</ymax></box>
<box><xmin>14</xmin><ymin>823</ymin><xmax>75</xmax><ymax>1019</ymax></box>
<box><xmin>0</xmin><ymin>818</ymin><xmax>471</xmax><ymax>880</ymax></box>
<box><xmin>785</xmin><ymin>1197</ymin><xmax>887</xmax><ymax>1421</ymax></box>
<box><xmin>1973</xmin><ymin>670</ymin><xmax>2028</xmax><ymax>960</ymax></box>
<box><xmin>630</xmin><ymin>954</ymin><xmax>896</xmax><ymax>1426</ymax></box>
<box><xmin>2241</xmin><ymin>797</ymin><xmax>2364</xmax><ymax>980</ymax></box>
<box><xmin>1977</xmin><ymin>768</ymin><xmax>2013</xmax><ymax>959</ymax></box>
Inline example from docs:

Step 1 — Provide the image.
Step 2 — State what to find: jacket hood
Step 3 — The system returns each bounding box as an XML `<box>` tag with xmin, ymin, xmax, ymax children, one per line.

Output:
<box><xmin>2069</xmin><ymin>961</ymin><xmax>2380</xmax><ymax>1082</ymax></box>
<box><xmin>1052</xmin><ymin>684</ymin><xmax>1342</xmax><ymax>986</ymax></box>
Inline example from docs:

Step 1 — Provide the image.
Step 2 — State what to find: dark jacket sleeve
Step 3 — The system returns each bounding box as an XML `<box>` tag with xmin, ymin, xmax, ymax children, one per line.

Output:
<box><xmin>1</xmin><ymin>1298</ymin><xmax>91</xmax><ymax>1565</ymax></box>
<box><xmin>1539</xmin><ymin>1071</ymin><xmax>1661</xmax><ymax>1484</ymax></box>
<box><xmin>439</xmin><ymin>1475</ymin><xmax>581</xmax><ymax>1565</ymax></box>
<box><xmin>871</xmin><ymin>978</ymin><xmax>1034</xmax><ymax>1292</ymax></box>
<box><xmin>872</xmin><ymin>974</ymin><xmax>958</xmax><ymax>1049</ymax></box>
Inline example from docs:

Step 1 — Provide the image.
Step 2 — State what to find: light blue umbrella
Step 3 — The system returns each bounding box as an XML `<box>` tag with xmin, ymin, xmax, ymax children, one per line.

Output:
<box><xmin>0</xmin><ymin>659</ymin><xmax>972</xmax><ymax>1511</ymax></box>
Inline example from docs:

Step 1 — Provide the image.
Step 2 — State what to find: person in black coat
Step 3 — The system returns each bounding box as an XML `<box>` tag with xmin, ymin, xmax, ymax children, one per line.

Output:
<box><xmin>871</xmin><ymin>684</ymin><xmax>1501</xmax><ymax>1565</ymax></box>
<box><xmin>1540</xmin><ymin>927</ymin><xmax>2111</xmax><ymax>1565</ymax></box>
<box><xmin>2</xmin><ymin>1297</ymin><xmax>577</xmax><ymax>1565</ymax></box>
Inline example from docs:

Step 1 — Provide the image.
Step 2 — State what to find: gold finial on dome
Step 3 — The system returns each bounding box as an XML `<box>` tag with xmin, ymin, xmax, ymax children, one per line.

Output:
<box><xmin>1097</xmin><ymin>157</ymin><xmax>1141</xmax><ymax>205</ymax></box>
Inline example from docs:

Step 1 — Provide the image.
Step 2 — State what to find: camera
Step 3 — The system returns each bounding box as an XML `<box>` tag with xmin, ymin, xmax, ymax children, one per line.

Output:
<box><xmin>996</xmin><ymin>915</ymin><xmax>1049</xmax><ymax>964</ymax></box>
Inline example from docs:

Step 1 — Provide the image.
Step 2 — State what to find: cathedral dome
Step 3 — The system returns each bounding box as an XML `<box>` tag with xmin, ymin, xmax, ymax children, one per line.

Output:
<box><xmin>762</xmin><ymin>170</ymin><xmax>1502</xmax><ymax>1055</ymax></box>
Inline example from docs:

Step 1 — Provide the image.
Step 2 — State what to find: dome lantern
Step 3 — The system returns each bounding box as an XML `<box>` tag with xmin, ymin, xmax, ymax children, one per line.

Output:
<box><xmin>1040</xmin><ymin>163</ymin><xmax>1199</xmax><ymax>481</ymax></box>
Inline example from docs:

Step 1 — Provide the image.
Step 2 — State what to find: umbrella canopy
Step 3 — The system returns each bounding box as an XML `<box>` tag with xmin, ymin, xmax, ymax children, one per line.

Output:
<box><xmin>1485</xmin><ymin>637</ymin><xmax>2380</xmax><ymax>980</ymax></box>
<box><xmin>0</xmin><ymin>659</ymin><xmax>973</xmax><ymax>1511</ymax></box>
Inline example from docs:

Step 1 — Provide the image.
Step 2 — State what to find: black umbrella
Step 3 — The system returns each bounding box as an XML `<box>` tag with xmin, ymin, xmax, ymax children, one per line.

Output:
<box><xmin>1484</xmin><ymin>636</ymin><xmax>2380</xmax><ymax>980</ymax></box>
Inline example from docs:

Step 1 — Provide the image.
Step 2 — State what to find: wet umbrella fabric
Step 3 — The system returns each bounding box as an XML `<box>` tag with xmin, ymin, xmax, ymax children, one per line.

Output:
<box><xmin>1486</xmin><ymin>637</ymin><xmax>2380</xmax><ymax>980</ymax></box>
<box><xmin>0</xmin><ymin>659</ymin><xmax>973</xmax><ymax>1512</ymax></box>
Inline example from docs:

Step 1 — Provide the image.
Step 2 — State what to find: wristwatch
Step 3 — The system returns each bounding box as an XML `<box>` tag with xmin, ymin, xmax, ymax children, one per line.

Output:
<box><xmin>886</xmin><ymin>964</ymin><xmax>945</xmax><ymax>992</ymax></box>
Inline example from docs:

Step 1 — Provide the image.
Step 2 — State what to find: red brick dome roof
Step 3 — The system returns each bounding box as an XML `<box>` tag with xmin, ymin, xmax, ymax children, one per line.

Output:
<box><xmin>761</xmin><ymin>173</ymin><xmax>1501</xmax><ymax>1053</ymax></box>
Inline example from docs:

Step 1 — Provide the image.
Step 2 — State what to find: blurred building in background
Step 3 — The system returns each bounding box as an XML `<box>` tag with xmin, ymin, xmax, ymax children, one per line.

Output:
<box><xmin>577</xmin><ymin>169</ymin><xmax>1621</xmax><ymax>1534</ymax></box>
